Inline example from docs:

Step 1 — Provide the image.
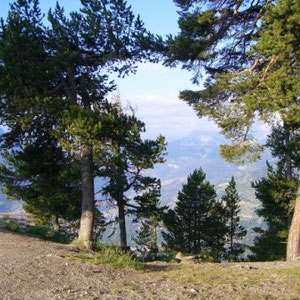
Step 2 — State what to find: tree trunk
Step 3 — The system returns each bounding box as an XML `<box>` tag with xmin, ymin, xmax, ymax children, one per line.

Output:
<box><xmin>284</xmin><ymin>124</ymin><xmax>293</xmax><ymax>182</ymax></box>
<box><xmin>50</xmin><ymin>214</ymin><xmax>60</xmax><ymax>231</ymax></box>
<box><xmin>284</xmin><ymin>124</ymin><xmax>293</xmax><ymax>229</ymax></box>
<box><xmin>117</xmin><ymin>198</ymin><xmax>127</xmax><ymax>251</ymax></box>
<box><xmin>78</xmin><ymin>144</ymin><xmax>95</xmax><ymax>250</ymax></box>
<box><xmin>286</xmin><ymin>168</ymin><xmax>300</xmax><ymax>261</ymax></box>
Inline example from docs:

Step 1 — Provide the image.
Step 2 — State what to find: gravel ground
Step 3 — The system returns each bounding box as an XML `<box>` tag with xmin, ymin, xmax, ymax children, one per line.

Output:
<box><xmin>1</xmin><ymin>229</ymin><xmax>300</xmax><ymax>300</ymax></box>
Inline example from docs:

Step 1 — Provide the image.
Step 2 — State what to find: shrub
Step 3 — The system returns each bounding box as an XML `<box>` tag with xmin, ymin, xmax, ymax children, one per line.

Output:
<box><xmin>73</xmin><ymin>245</ymin><xmax>143</xmax><ymax>270</ymax></box>
<box><xmin>23</xmin><ymin>226</ymin><xmax>70</xmax><ymax>243</ymax></box>
<box><xmin>3</xmin><ymin>220</ymin><xmax>20</xmax><ymax>232</ymax></box>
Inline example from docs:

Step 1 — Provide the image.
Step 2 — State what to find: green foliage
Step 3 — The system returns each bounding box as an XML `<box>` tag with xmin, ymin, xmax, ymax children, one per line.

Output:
<box><xmin>169</xmin><ymin>0</ymin><xmax>300</xmax><ymax>259</ymax></box>
<box><xmin>133</xmin><ymin>218</ymin><xmax>159</xmax><ymax>261</ymax></box>
<box><xmin>73</xmin><ymin>245</ymin><xmax>142</xmax><ymax>270</ymax></box>
<box><xmin>162</xmin><ymin>168</ymin><xmax>227</xmax><ymax>261</ymax></box>
<box><xmin>23</xmin><ymin>226</ymin><xmax>70</xmax><ymax>243</ymax></box>
<box><xmin>0</xmin><ymin>0</ymin><xmax>163</xmax><ymax>245</ymax></box>
<box><xmin>194</xmin><ymin>252</ymin><xmax>214</xmax><ymax>263</ymax></box>
<box><xmin>249</xmin><ymin>163</ymin><xmax>296</xmax><ymax>261</ymax></box>
<box><xmin>222</xmin><ymin>177</ymin><xmax>247</xmax><ymax>261</ymax></box>
<box><xmin>0</xmin><ymin>140</ymin><xmax>82</xmax><ymax>227</ymax></box>
<box><xmin>168</xmin><ymin>0</ymin><xmax>300</xmax><ymax>165</ymax></box>
<box><xmin>1</xmin><ymin>218</ymin><xmax>20</xmax><ymax>232</ymax></box>
<box><xmin>167</xmin><ymin>0</ymin><xmax>271</xmax><ymax>80</ymax></box>
<box><xmin>220</xmin><ymin>143</ymin><xmax>264</xmax><ymax>165</ymax></box>
<box><xmin>96</xmin><ymin>101</ymin><xmax>166</xmax><ymax>249</ymax></box>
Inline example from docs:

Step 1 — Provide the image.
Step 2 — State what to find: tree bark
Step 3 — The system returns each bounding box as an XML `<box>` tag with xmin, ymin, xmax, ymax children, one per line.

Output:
<box><xmin>78</xmin><ymin>144</ymin><xmax>95</xmax><ymax>250</ymax></box>
<box><xmin>285</xmin><ymin>126</ymin><xmax>293</xmax><ymax>229</ymax></box>
<box><xmin>286</xmin><ymin>168</ymin><xmax>300</xmax><ymax>261</ymax></box>
<box><xmin>50</xmin><ymin>214</ymin><xmax>60</xmax><ymax>232</ymax></box>
<box><xmin>117</xmin><ymin>198</ymin><xmax>127</xmax><ymax>251</ymax></box>
<box><xmin>284</xmin><ymin>124</ymin><xmax>293</xmax><ymax>182</ymax></box>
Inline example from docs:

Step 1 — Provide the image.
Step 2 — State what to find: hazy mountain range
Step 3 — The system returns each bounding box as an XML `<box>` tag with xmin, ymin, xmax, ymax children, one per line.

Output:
<box><xmin>0</xmin><ymin>130</ymin><xmax>271</xmax><ymax>243</ymax></box>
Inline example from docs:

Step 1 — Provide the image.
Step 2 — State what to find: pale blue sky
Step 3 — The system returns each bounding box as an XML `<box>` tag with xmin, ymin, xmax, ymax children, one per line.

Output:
<box><xmin>0</xmin><ymin>0</ymin><xmax>219</xmax><ymax>141</ymax></box>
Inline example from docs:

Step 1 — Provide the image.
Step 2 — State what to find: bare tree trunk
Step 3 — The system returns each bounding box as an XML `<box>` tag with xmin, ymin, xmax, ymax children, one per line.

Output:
<box><xmin>78</xmin><ymin>144</ymin><xmax>95</xmax><ymax>250</ymax></box>
<box><xmin>284</xmin><ymin>124</ymin><xmax>293</xmax><ymax>230</ymax></box>
<box><xmin>50</xmin><ymin>214</ymin><xmax>60</xmax><ymax>231</ymax></box>
<box><xmin>284</xmin><ymin>124</ymin><xmax>293</xmax><ymax>182</ymax></box>
<box><xmin>286</xmin><ymin>169</ymin><xmax>300</xmax><ymax>261</ymax></box>
<box><xmin>117</xmin><ymin>199</ymin><xmax>127</xmax><ymax>251</ymax></box>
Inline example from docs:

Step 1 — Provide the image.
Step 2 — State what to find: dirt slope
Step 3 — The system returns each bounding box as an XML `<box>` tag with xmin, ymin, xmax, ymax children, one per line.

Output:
<box><xmin>0</xmin><ymin>229</ymin><xmax>300</xmax><ymax>300</ymax></box>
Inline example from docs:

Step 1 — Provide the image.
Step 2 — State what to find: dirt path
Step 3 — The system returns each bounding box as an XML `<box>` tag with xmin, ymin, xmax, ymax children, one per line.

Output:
<box><xmin>1</xmin><ymin>229</ymin><xmax>300</xmax><ymax>300</ymax></box>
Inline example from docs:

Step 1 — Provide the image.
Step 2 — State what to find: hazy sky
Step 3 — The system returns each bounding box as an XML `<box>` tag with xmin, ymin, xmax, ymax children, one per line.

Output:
<box><xmin>0</xmin><ymin>0</ymin><xmax>219</xmax><ymax>141</ymax></box>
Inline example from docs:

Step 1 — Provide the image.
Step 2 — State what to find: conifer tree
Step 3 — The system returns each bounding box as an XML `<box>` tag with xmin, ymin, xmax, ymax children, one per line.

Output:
<box><xmin>163</xmin><ymin>168</ymin><xmax>226</xmax><ymax>260</ymax></box>
<box><xmin>0</xmin><ymin>137</ymin><xmax>82</xmax><ymax>230</ymax></box>
<box><xmin>249</xmin><ymin>163</ymin><xmax>296</xmax><ymax>261</ymax></box>
<box><xmin>133</xmin><ymin>218</ymin><xmax>159</xmax><ymax>261</ymax></box>
<box><xmin>222</xmin><ymin>177</ymin><xmax>246</xmax><ymax>261</ymax></box>
<box><xmin>132</xmin><ymin>181</ymin><xmax>165</xmax><ymax>260</ymax></box>
<box><xmin>96</xmin><ymin>104</ymin><xmax>166</xmax><ymax>250</ymax></box>
<box><xmin>167</xmin><ymin>0</ymin><xmax>273</xmax><ymax>79</ymax></box>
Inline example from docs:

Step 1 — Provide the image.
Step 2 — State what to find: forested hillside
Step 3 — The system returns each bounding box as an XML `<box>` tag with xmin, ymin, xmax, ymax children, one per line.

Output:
<box><xmin>1</xmin><ymin>0</ymin><xmax>300</xmax><ymax>269</ymax></box>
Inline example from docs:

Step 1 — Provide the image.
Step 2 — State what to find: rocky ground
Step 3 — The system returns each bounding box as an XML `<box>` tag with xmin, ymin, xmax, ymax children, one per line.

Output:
<box><xmin>1</xmin><ymin>229</ymin><xmax>300</xmax><ymax>300</ymax></box>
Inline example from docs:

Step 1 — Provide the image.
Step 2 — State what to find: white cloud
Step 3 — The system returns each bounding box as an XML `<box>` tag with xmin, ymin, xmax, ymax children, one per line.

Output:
<box><xmin>167</xmin><ymin>163</ymin><xmax>181</xmax><ymax>169</ymax></box>
<box><xmin>117</xmin><ymin>94</ymin><xmax>219</xmax><ymax>142</ymax></box>
<box><xmin>162</xmin><ymin>178</ymin><xmax>179</xmax><ymax>187</ymax></box>
<box><xmin>238</xmin><ymin>165</ymin><xmax>249</xmax><ymax>171</ymax></box>
<box><xmin>199</xmin><ymin>135</ymin><xmax>214</xmax><ymax>144</ymax></box>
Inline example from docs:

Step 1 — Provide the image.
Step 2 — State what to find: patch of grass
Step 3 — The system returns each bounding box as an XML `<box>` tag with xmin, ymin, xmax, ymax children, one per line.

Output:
<box><xmin>143</xmin><ymin>263</ymin><xmax>300</xmax><ymax>299</ymax></box>
<box><xmin>23</xmin><ymin>226</ymin><xmax>70</xmax><ymax>243</ymax></box>
<box><xmin>72</xmin><ymin>246</ymin><xmax>143</xmax><ymax>270</ymax></box>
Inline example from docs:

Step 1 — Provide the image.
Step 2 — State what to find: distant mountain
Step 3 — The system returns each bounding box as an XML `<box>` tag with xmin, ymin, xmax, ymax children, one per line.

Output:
<box><xmin>0</xmin><ymin>129</ymin><xmax>272</xmax><ymax>245</ymax></box>
<box><xmin>146</xmin><ymin>130</ymin><xmax>272</xmax><ymax>244</ymax></box>
<box><xmin>0</xmin><ymin>128</ymin><xmax>23</xmax><ymax>213</ymax></box>
<box><xmin>0</xmin><ymin>195</ymin><xmax>23</xmax><ymax>213</ymax></box>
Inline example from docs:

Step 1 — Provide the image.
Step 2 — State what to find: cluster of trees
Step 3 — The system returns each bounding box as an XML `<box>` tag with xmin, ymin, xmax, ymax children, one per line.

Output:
<box><xmin>166</xmin><ymin>0</ymin><xmax>300</xmax><ymax>261</ymax></box>
<box><xmin>163</xmin><ymin>171</ymin><xmax>246</xmax><ymax>262</ymax></box>
<box><xmin>0</xmin><ymin>0</ymin><xmax>166</xmax><ymax>250</ymax></box>
<box><xmin>0</xmin><ymin>0</ymin><xmax>299</xmax><ymax>262</ymax></box>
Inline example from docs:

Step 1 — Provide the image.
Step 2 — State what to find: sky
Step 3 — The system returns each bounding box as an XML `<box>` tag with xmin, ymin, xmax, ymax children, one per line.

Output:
<box><xmin>0</xmin><ymin>0</ymin><xmax>221</xmax><ymax>142</ymax></box>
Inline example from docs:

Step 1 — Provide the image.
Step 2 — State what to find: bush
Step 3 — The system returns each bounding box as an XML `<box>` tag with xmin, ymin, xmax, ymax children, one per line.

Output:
<box><xmin>73</xmin><ymin>245</ymin><xmax>143</xmax><ymax>270</ymax></box>
<box><xmin>137</xmin><ymin>251</ymin><xmax>176</xmax><ymax>263</ymax></box>
<box><xmin>23</xmin><ymin>226</ymin><xmax>70</xmax><ymax>243</ymax></box>
<box><xmin>195</xmin><ymin>252</ymin><xmax>214</xmax><ymax>263</ymax></box>
<box><xmin>3</xmin><ymin>220</ymin><xmax>20</xmax><ymax>232</ymax></box>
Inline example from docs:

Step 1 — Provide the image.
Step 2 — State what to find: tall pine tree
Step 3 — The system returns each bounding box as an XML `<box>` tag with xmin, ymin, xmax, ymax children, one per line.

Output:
<box><xmin>96</xmin><ymin>102</ymin><xmax>166</xmax><ymax>250</ymax></box>
<box><xmin>163</xmin><ymin>168</ymin><xmax>226</xmax><ymax>260</ymax></box>
<box><xmin>249</xmin><ymin>163</ymin><xmax>296</xmax><ymax>261</ymax></box>
<box><xmin>222</xmin><ymin>177</ymin><xmax>246</xmax><ymax>261</ymax></box>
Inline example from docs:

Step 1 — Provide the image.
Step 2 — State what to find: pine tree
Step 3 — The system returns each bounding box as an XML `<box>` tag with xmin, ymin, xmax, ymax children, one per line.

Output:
<box><xmin>95</xmin><ymin>103</ymin><xmax>166</xmax><ymax>250</ymax></box>
<box><xmin>166</xmin><ymin>0</ymin><xmax>273</xmax><ymax>80</ymax></box>
<box><xmin>249</xmin><ymin>163</ymin><xmax>296</xmax><ymax>261</ymax></box>
<box><xmin>163</xmin><ymin>168</ymin><xmax>226</xmax><ymax>260</ymax></box>
<box><xmin>133</xmin><ymin>218</ymin><xmax>159</xmax><ymax>261</ymax></box>
<box><xmin>133</xmin><ymin>182</ymin><xmax>164</xmax><ymax>260</ymax></box>
<box><xmin>0</xmin><ymin>138</ymin><xmax>82</xmax><ymax>231</ymax></box>
<box><xmin>222</xmin><ymin>177</ymin><xmax>246</xmax><ymax>261</ymax></box>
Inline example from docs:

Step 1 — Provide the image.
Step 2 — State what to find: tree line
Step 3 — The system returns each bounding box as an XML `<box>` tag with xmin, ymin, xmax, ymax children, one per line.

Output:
<box><xmin>0</xmin><ymin>0</ymin><xmax>299</xmax><ymax>262</ymax></box>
